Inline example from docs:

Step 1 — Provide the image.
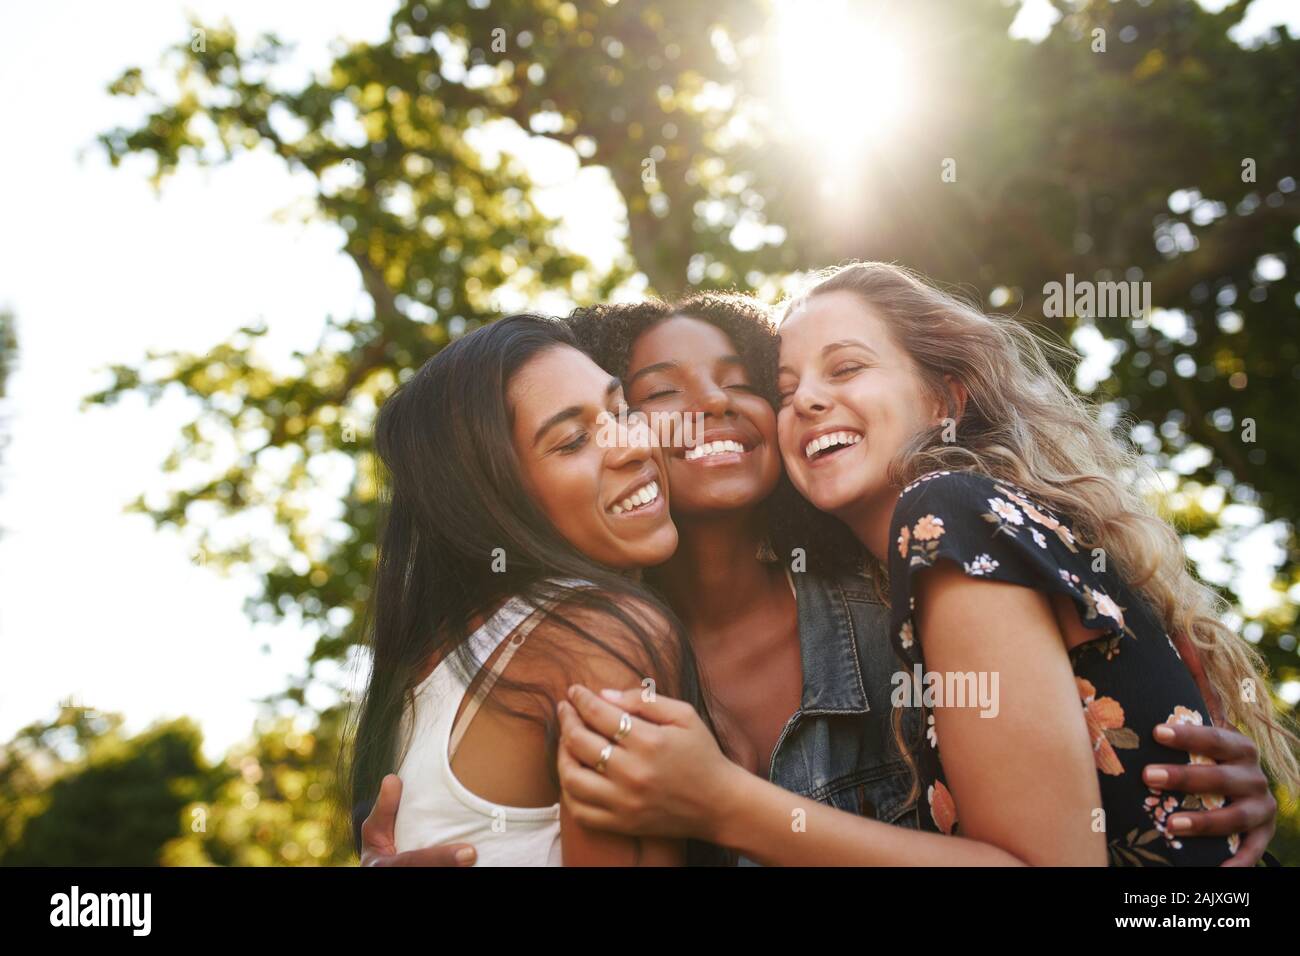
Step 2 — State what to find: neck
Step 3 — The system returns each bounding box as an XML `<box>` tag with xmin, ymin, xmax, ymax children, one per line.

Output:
<box><xmin>656</xmin><ymin>508</ymin><xmax>786</xmax><ymax>643</ymax></box>
<box><xmin>838</xmin><ymin>492</ymin><xmax>896</xmax><ymax>565</ymax></box>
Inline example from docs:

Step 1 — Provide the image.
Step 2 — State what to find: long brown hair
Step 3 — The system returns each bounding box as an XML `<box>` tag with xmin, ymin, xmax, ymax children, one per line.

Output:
<box><xmin>782</xmin><ymin>261</ymin><xmax>1300</xmax><ymax>796</ymax></box>
<box><xmin>341</xmin><ymin>315</ymin><xmax>713</xmax><ymax>848</ymax></box>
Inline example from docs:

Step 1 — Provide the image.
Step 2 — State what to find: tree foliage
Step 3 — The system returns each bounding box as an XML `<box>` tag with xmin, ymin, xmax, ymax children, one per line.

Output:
<box><xmin>87</xmin><ymin>0</ymin><xmax>1300</xmax><ymax>723</ymax></box>
<box><xmin>160</xmin><ymin>707</ymin><xmax>353</xmax><ymax>866</ymax></box>
<box><xmin>0</xmin><ymin>703</ymin><xmax>354</xmax><ymax>866</ymax></box>
<box><xmin>0</xmin><ymin>705</ymin><xmax>208</xmax><ymax>865</ymax></box>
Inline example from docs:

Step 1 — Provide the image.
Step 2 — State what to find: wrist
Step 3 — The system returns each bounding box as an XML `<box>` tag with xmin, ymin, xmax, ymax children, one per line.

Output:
<box><xmin>699</xmin><ymin>759</ymin><xmax>754</xmax><ymax>848</ymax></box>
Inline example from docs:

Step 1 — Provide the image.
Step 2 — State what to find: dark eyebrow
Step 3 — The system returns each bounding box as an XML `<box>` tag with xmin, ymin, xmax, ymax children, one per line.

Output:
<box><xmin>531</xmin><ymin>377</ymin><xmax>621</xmax><ymax>447</ymax></box>
<box><xmin>778</xmin><ymin>341</ymin><xmax>876</xmax><ymax>378</ymax></box>
<box><xmin>627</xmin><ymin>361</ymin><xmax>678</xmax><ymax>387</ymax></box>
<box><xmin>629</xmin><ymin>354</ymin><xmax>745</xmax><ymax>386</ymax></box>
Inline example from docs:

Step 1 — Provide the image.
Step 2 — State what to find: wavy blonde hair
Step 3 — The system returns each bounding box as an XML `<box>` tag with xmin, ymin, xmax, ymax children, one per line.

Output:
<box><xmin>782</xmin><ymin>261</ymin><xmax>1300</xmax><ymax>796</ymax></box>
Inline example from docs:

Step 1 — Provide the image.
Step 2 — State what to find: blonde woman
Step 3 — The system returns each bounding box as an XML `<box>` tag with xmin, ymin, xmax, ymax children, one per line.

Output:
<box><xmin>554</xmin><ymin>262</ymin><xmax>1297</xmax><ymax>866</ymax></box>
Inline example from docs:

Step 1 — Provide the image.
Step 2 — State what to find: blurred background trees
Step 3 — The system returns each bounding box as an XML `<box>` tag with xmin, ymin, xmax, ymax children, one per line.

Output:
<box><xmin>0</xmin><ymin>704</ymin><xmax>351</xmax><ymax>866</ymax></box>
<box><xmin>0</xmin><ymin>308</ymin><xmax>16</xmax><ymax>534</ymax></box>
<box><xmin>0</xmin><ymin>706</ymin><xmax>208</xmax><ymax>865</ymax></box>
<box><xmin>5</xmin><ymin>0</ymin><xmax>1295</xmax><ymax>862</ymax></box>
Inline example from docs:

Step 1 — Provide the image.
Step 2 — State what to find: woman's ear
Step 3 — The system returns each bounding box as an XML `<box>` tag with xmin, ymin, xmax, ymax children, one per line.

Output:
<box><xmin>935</xmin><ymin>375</ymin><xmax>968</xmax><ymax>427</ymax></box>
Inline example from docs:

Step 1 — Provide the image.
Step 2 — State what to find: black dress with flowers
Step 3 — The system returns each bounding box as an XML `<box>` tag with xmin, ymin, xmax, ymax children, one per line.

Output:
<box><xmin>888</xmin><ymin>470</ymin><xmax>1235</xmax><ymax>865</ymax></box>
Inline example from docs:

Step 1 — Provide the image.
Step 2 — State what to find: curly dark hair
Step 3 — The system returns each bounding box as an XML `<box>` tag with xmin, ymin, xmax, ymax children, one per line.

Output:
<box><xmin>565</xmin><ymin>293</ymin><xmax>866</xmax><ymax>577</ymax></box>
<box><xmin>566</xmin><ymin>292</ymin><xmax>780</xmax><ymax>404</ymax></box>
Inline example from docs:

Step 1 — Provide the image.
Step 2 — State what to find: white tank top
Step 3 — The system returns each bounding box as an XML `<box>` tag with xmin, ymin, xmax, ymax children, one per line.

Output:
<box><xmin>392</xmin><ymin>593</ymin><xmax>564</xmax><ymax>866</ymax></box>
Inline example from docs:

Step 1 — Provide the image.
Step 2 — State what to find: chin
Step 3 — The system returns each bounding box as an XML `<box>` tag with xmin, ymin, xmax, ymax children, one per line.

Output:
<box><xmin>643</xmin><ymin>526</ymin><xmax>680</xmax><ymax>565</ymax></box>
<box><xmin>804</xmin><ymin>481</ymin><xmax>858</xmax><ymax>516</ymax></box>
<box><xmin>609</xmin><ymin>527</ymin><xmax>678</xmax><ymax>570</ymax></box>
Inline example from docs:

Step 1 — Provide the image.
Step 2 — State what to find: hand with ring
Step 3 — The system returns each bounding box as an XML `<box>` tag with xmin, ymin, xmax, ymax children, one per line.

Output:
<box><xmin>555</xmin><ymin>684</ymin><xmax>744</xmax><ymax>841</ymax></box>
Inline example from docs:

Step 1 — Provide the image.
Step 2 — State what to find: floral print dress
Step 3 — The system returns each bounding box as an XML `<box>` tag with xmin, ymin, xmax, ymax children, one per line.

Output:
<box><xmin>889</xmin><ymin>470</ymin><xmax>1235</xmax><ymax>865</ymax></box>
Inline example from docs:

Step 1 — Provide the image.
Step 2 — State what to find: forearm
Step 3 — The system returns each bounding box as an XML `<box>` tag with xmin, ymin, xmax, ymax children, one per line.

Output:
<box><xmin>707</xmin><ymin>764</ymin><xmax>1027</xmax><ymax>867</ymax></box>
<box><xmin>561</xmin><ymin>804</ymin><xmax>685</xmax><ymax>866</ymax></box>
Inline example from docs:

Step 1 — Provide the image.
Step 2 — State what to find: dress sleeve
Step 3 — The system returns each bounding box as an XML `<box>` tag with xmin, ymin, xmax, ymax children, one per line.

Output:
<box><xmin>888</xmin><ymin>471</ymin><xmax>1134</xmax><ymax>642</ymax></box>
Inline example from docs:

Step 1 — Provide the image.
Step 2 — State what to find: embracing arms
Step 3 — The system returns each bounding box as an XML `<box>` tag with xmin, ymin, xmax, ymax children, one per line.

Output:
<box><xmin>555</xmin><ymin>564</ymin><xmax>1278</xmax><ymax>866</ymax></box>
<box><xmin>560</xmin><ymin>564</ymin><xmax>1104</xmax><ymax>865</ymax></box>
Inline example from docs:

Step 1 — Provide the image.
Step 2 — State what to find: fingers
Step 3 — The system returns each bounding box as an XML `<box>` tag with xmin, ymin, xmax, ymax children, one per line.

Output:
<box><xmin>557</xmin><ymin>748</ymin><xmax>625</xmax><ymax>808</ymax></box>
<box><xmin>1142</xmin><ymin>761</ymin><xmax>1267</xmax><ymax>798</ymax></box>
<box><xmin>567</xmin><ymin>684</ymin><xmax>654</xmax><ymax>741</ymax></box>
<box><xmin>557</xmin><ymin>698</ymin><xmax>625</xmax><ymax>772</ymax></box>
<box><xmin>1180</xmin><ymin>791</ymin><xmax>1276</xmax><ymax>839</ymax></box>
<box><xmin>595</xmin><ymin>685</ymin><xmax>698</xmax><ymax>726</ymax></box>
<box><xmin>1221</xmin><ymin>822</ymin><xmax>1275</xmax><ymax>868</ymax></box>
<box><xmin>386</xmin><ymin>843</ymin><xmax>477</xmax><ymax>867</ymax></box>
<box><xmin>1153</xmin><ymin>723</ymin><xmax>1257</xmax><ymax>764</ymax></box>
<box><xmin>1164</xmin><ymin>798</ymin><xmax>1268</xmax><ymax>840</ymax></box>
<box><xmin>556</xmin><ymin>705</ymin><xmax>631</xmax><ymax>810</ymax></box>
<box><xmin>357</xmin><ymin>775</ymin><xmax>477</xmax><ymax>866</ymax></box>
<box><xmin>360</xmin><ymin>773</ymin><xmax>401</xmax><ymax>852</ymax></box>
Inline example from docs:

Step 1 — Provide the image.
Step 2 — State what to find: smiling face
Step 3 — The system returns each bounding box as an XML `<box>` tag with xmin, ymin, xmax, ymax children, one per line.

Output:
<box><xmin>624</xmin><ymin>316</ymin><xmax>781</xmax><ymax>519</ymax></box>
<box><xmin>776</xmin><ymin>290</ymin><xmax>941</xmax><ymax>523</ymax></box>
<box><xmin>508</xmin><ymin>344</ymin><xmax>677</xmax><ymax>569</ymax></box>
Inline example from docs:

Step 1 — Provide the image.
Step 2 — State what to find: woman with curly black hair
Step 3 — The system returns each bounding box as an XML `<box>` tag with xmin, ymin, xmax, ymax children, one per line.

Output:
<box><xmin>564</xmin><ymin>293</ymin><xmax>921</xmax><ymax>838</ymax></box>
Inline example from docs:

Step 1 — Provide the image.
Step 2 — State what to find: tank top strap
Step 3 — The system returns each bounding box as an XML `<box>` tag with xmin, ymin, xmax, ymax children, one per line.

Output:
<box><xmin>461</xmin><ymin>596</ymin><xmax>538</xmax><ymax>671</ymax></box>
<box><xmin>447</xmin><ymin>578</ymin><xmax>596</xmax><ymax>760</ymax></box>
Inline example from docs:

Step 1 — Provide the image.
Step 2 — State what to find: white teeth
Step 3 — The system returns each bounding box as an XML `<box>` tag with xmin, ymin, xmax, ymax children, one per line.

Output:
<box><xmin>684</xmin><ymin>439</ymin><xmax>746</xmax><ymax>462</ymax></box>
<box><xmin>804</xmin><ymin>431</ymin><xmax>862</xmax><ymax>459</ymax></box>
<box><xmin>610</xmin><ymin>480</ymin><xmax>659</xmax><ymax>515</ymax></box>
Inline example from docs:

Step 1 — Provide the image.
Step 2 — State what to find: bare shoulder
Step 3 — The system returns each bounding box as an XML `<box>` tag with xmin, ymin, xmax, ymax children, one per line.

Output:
<box><xmin>508</xmin><ymin>591</ymin><xmax>681</xmax><ymax>701</ymax></box>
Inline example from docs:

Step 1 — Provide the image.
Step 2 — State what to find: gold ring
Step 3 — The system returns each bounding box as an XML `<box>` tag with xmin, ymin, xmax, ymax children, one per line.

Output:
<box><xmin>595</xmin><ymin>743</ymin><xmax>614</xmax><ymax>774</ymax></box>
<box><xmin>613</xmin><ymin>712</ymin><xmax>633</xmax><ymax>743</ymax></box>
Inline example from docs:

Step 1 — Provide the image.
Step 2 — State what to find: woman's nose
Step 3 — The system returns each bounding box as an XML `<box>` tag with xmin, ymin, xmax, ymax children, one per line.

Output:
<box><xmin>601</xmin><ymin>410</ymin><xmax>655</xmax><ymax>466</ymax></box>
<box><xmin>793</xmin><ymin>383</ymin><xmax>829</xmax><ymax>416</ymax></box>
<box><xmin>697</xmin><ymin>383</ymin><xmax>732</xmax><ymax>417</ymax></box>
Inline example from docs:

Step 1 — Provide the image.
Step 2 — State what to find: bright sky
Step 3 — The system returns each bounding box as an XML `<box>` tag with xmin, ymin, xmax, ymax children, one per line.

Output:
<box><xmin>1</xmin><ymin>1</ymin><xmax>1297</xmax><ymax>761</ymax></box>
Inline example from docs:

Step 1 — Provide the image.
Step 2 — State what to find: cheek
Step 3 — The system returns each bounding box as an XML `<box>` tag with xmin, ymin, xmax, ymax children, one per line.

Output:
<box><xmin>776</xmin><ymin>408</ymin><xmax>802</xmax><ymax>469</ymax></box>
<box><xmin>857</xmin><ymin>376</ymin><xmax>928</xmax><ymax>444</ymax></box>
<box><xmin>748</xmin><ymin>398</ymin><xmax>778</xmax><ymax>442</ymax></box>
<box><xmin>748</xmin><ymin>401</ymin><xmax>782</xmax><ymax>473</ymax></box>
<box><xmin>533</xmin><ymin>461</ymin><xmax>600</xmax><ymax>538</ymax></box>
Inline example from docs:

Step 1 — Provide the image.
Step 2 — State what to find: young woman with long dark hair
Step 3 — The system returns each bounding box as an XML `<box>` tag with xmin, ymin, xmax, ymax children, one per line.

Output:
<box><xmin>344</xmin><ymin>313</ymin><xmax>713</xmax><ymax>866</ymax></box>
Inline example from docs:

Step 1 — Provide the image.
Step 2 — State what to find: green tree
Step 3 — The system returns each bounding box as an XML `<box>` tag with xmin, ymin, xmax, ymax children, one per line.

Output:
<box><xmin>161</xmin><ymin>707</ymin><xmax>354</xmax><ymax>866</ymax></box>
<box><xmin>0</xmin><ymin>705</ymin><xmax>209</xmax><ymax>865</ymax></box>
<box><xmin>0</xmin><ymin>703</ymin><xmax>353</xmax><ymax>866</ymax></box>
<box><xmin>89</xmin><ymin>0</ymin><xmax>1299</xmax><ymax>734</ymax></box>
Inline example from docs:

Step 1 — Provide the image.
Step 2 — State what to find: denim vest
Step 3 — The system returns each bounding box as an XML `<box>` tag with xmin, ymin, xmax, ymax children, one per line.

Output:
<box><xmin>737</xmin><ymin>566</ymin><xmax>920</xmax><ymax>865</ymax></box>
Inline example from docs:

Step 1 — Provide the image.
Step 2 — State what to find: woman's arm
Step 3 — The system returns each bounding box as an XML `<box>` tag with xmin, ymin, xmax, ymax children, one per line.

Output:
<box><xmin>557</xmin><ymin>690</ymin><xmax>1026</xmax><ymax>865</ymax></box>
<box><xmin>555</xmin><ymin>648</ymin><xmax>683</xmax><ymax>866</ymax></box>
<box><xmin>530</xmin><ymin>607</ymin><xmax>686</xmax><ymax>867</ymax></box>
<box><xmin>558</xmin><ymin>562</ymin><xmax>1109</xmax><ymax>866</ymax></box>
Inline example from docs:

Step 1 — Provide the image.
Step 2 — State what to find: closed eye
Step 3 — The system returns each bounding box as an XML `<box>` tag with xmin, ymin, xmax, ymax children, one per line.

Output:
<box><xmin>831</xmin><ymin>363</ymin><xmax>865</xmax><ymax>377</ymax></box>
<box><xmin>556</xmin><ymin>431</ymin><xmax>589</xmax><ymax>454</ymax></box>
